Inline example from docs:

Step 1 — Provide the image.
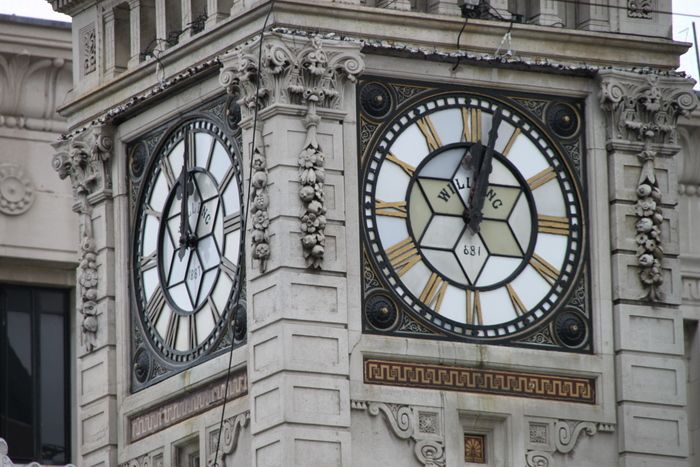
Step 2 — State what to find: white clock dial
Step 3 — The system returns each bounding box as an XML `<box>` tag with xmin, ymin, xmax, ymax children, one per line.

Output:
<box><xmin>134</xmin><ymin>119</ymin><xmax>243</xmax><ymax>362</ymax></box>
<box><xmin>363</xmin><ymin>93</ymin><xmax>584</xmax><ymax>339</ymax></box>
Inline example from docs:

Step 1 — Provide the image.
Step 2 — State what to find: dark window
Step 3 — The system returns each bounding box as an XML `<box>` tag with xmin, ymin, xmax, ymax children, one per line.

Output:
<box><xmin>0</xmin><ymin>285</ymin><xmax>70</xmax><ymax>464</ymax></box>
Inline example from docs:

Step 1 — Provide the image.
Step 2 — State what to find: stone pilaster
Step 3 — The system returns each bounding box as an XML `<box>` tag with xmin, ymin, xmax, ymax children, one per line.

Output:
<box><xmin>599</xmin><ymin>70</ymin><xmax>698</xmax><ymax>467</ymax></box>
<box><xmin>219</xmin><ymin>33</ymin><xmax>364</xmax><ymax>466</ymax></box>
<box><xmin>52</xmin><ymin>125</ymin><xmax>118</xmax><ymax>467</ymax></box>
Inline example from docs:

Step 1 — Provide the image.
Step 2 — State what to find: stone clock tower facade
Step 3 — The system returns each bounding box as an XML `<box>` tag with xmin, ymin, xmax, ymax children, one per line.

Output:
<box><xmin>9</xmin><ymin>0</ymin><xmax>695</xmax><ymax>465</ymax></box>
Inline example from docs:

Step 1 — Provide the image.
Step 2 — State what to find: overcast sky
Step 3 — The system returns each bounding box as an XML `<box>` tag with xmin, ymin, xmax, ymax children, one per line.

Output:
<box><xmin>0</xmin><ymin>0</ymin><xmax>698</xmax><ymax>87</ymax></box>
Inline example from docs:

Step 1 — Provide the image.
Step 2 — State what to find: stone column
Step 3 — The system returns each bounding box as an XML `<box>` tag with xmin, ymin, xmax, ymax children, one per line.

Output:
<box><xmin>528</xmin><ymin>0</ymin><xmax>563</xmax><ymax>26</ymax></box>
<box><xmin>576</xmin><ymin>0</ymin><xmax>610</xmax><ymax>32</ymax></box>
<box><xmin>599</xmin><ymin>70</ymin><xmax>698</xmax><ymax>467</ymax></box>
<box><xmin>52</xmin><ymin>125</ymin><xmax>118</xmax><ymax>467</ymax></box>
<box><xmin>219</xmin><ymin>33</ymin><xmax>364</xmax><ymax>466</ymax></box>
<box><xmin>103</xmin><ymin>8</ymin><xmax>117</xmax><ymax>77</ymax></box>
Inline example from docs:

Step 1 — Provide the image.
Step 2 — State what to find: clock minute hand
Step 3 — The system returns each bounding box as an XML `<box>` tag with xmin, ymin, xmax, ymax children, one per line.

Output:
<box><xmin>468</xmin><ymin>109</ymin><xmax>503</xmax><ymax>234</ymax></box>
<box><xmin>178</xmin><ymin>130</ymin><xmax>192</xmax><ymax>259</ymax></box>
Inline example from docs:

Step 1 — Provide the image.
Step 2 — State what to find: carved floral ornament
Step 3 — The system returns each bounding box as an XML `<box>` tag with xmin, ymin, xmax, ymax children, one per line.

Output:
<box><xmin>0</xmin><ymin>163</ymin><xmax>34</xmax><ymax>215</ymax></box>
<box><xmin>526</xmin><ymin>419</ymin><xmax>615</xmax><ymax>467</ymax></box>
<box><xmin>219</xmin><ymin>33</ymin><xmax>364</xmax><ymax>269</ymax></box>
<box><xmin>599</xmin><ymin>72</ymin><xmax>698</xmax><ymax>301</ymax></box>
<box><xmin>52</xmin><ymin>125</ymin><xmax>114</xmax><ymax>352</ymax></box>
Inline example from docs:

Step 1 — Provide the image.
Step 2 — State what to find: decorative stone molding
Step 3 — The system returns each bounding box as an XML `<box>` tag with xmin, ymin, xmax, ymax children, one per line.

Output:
<box><xmin>353</xmin><ymin>401</ymin><xmax>445</xmax><ymax>466</ymax></box>
<box><xmin>1</xmin><ymin>437</ymin><xmax>76</xmax><ymax>467</ymax></box>
<box><xmin>0</xmin><ymin>51</ymin><xmax>69</xmax><ymax>131</ymax></box>
<box><xmin>599</xmin><ymin>72</ymin><xmax>698</xmax><ymax>301</ymax></box>
<box><xmin>52</xmin><ymin>125</ymin><xmax>114</xmax><ymax>351</ymax></box>
<box><xmin>627</xmin><ymin>0</ymin><xmax>652</xmax><ymax>19</ymax></box>
<box><xmin>119</xmin><ymin>449</ymin><xmax>164</xmax><ymax>467</ymax></box>
<box><xmin>0</xmin><ymin>163</ymin><xmax>34</xmax><ymax>215</ymax></box>
<box><xmin>525</xmin><ymin>419</ymin><xmax>615</xmax><ymax>466</ymax></box>
<box><xmin>79</xmin><ymin>23</ymin><xmax>96</xmax><ymax>76</ymax></box>
<box><xmin>220</xmin><ymin>33</ymin><xmax>364</xmax><ymax>268</ymax></box>
<box><xmin>207</xmin><ymin>411</ymin><xmax>250</xmax><ymax>466</ymax></box>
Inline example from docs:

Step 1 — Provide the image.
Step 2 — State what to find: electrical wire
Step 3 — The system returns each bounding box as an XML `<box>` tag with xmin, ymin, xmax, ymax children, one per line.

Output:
<box><xmin>211</xmin><ymin>1</ymin><xmax>275</xmax><ymax>466</ymax></box>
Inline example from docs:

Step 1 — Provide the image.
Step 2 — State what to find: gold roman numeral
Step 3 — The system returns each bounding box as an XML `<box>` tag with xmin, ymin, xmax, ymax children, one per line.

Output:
<box><xmin>506</xmin><ymin>283</ymin><xmax>527</xmax><ymax>316</ymax></box>
<box><xmin>466</xmin><ymin>289</ymin><xmax>483</xmax><ymax>325</ymax></box>
<box><xmin>416</xmin><ymin>117</ymin><xmax>442</xmax><ymax>151</ymax></box>
<box><xmin>386</xmin><ymin>153</ymin><xmax>415</xmax><ymax>176</ymax></box>
<box><xmin>165</xmin><ymin>312</ymin><xmax>180</xmax><ymax>349</ymax></box>
<box><xmin>221</xmin><ymin>257</ymin><xmax>239</xmax><ymax>279</ymax></box>
<box><xmin>462</xmin><ymin>108</ymin><xmax>482</xmax><ymax>142</ymax></box>
<box><xmin>375</xmin><ymin>200</ymin><xmax>407</xmax><ymax>218</ymax></box>
<box><xmin>501</xmin><ymin>128</ymin><xmax>521</xmax><ymax>157</ymax></box>
<box><xmin>538</xmin><ymin>215</ymin><xmax>569</xmax><ymax>236</ymax></box>
<box><xmin>208</xmin><ymin>296</ymin><xmax>221</xmax><ymax>323</ymax></box>
<box><xmin>527</xmin><ymin>167</ymin><xmax>557</xmax><ymax>190</ymax></box>
<box><xmin>189</xmin><ymin>315</ymin><xmax>198</xmax><ymax>349</ymax></box>
<box><xmin>161</xmin><ymin>158</ymin><xmax>177</xmax><ymax>188</ymax></box>
<box><xmin>146</xmin><ymin>286</ymin><xmax>166</xmax><ymax>323</ymax></box>
<box><xmin>224</xmin><ymin>213</ymin><xmax>242</xmax><ymax>234</ymax></box>
<box><xmin>419</xmin><ymin>273</ymin><xmax>448</xmax><ymax>311</ymax></box>
<box><xmin>386</xmin><ymin>238</ymin><xmax>421</xmax><ymax>276</ymax></box>
<box><xmin>140</xmin><ymin>251</ymin><xmax>158</xmax><ymax>271</ymax></box>
<box><xmin>530</xmin><ymin>253</ymin><xmax>560</xmax><ymax>285</ymax></box>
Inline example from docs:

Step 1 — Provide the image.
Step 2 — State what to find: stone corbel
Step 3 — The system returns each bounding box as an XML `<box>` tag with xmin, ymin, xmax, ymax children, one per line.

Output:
<box><xmin>525</xmin><ymin>419</ymin><xmax>615</xmax><ymax>466</ymax></box>
<box><xmin>599</xmin><ymin>72</ymin><xmax>698</xmax><ymax>301</ymax></box>
<box><xmin>352</xmin><ymin>401</ymin><xmax>445</xmax><ymax>467</ymax></box>
<box><xmin>207</xmin><ymin>411</ymin><xmax>250</xmax><ymax>466</ymax></box>
<box><xmin>219</xmin><ymin>34</ymin><xmax>364</xmax><ymax>269</ymax></box>
<box><xmin>52</xmin><ymin>125</ymin><xmax>114</xmax><ymax>352</ymax></box>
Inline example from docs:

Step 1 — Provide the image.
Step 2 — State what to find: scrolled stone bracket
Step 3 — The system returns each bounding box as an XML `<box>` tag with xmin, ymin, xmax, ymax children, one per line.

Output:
<box><xmin>52</xmin><ymin>124</ymin><xmax>114</xmax><ymax>352</ymax></box>
<box><xmin>207</xmin><ymin>411</ymin><xmax>250</xmax><ymax>466</ymax></box>
<box><xmin>354</xmin><ymin>400</ymin><xmax>445</xmax><ymax>467</ymax></box>
<box><xmin>525</xmin><ymin>419</ymin><xmax>615</xmax><ymax>466</ymax></box>
<box><xmin>599</xmin><ymin>71</ymin><xmax>698</xmax><ymax>301</ymax></box>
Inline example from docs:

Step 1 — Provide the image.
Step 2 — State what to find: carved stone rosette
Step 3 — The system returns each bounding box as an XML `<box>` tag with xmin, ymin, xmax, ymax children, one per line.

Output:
<box><xmin>0</xmin><ymin>163</ymin><xmax>34</xmax><ymax>215</ymax></box>
<box><xmin>52</xmin><ymin>125</ymin><xmax>114</xmax><ymax>351</ymax></box>
<box><xmin>627</xmin><ymin>0</ymin><xmax>652</xmax><ymax>19</ymax></box>
<box><xmin>352</xmin><ymin>401</ymin><xmax>445</xmax><ymax>466</ymax></box>
<box><xmin>220</xmin><ymin>34</ymin><xmax>364</xmax><ymax>269</ymax></box>
<box><xmin>599</xmin><ymin>72</ymin><xmax>697</xmax><ymax>301</ymax></box>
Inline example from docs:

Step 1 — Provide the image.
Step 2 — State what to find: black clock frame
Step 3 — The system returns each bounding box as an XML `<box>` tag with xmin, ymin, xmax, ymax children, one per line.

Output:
<box><xmin>358</xmin><ymin>77</ymin><xmax>592</xmax><ymax>353</ymax></box>
<box><xmin>128</xmin><ymin>95</ymin><xmax>246</xmax><ymax>392</ymax></box>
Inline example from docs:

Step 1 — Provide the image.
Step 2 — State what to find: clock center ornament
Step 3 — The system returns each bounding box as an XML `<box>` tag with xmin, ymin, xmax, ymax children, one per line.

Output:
<box><xmin>361</xmin><ymin>86</ymin><xmax>587</xmax><ymax>345</ymax></box>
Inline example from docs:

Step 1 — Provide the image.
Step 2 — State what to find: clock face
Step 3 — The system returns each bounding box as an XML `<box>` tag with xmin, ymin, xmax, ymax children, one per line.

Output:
<box><xmin>362</xmin><ymin>92</ymin><xmax>585</xmax><ymax>339</ymax></box>
<box><xmin>133</xmin><ymin>119</ymin><xmax>243</xmax><ymax>363</ymax></box>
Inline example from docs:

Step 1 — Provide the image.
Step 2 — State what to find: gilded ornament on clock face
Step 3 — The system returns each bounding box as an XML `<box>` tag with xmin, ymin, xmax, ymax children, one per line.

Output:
<box><xmin>361</xmin><ymin>88</ymin><xmax>586</xmax><ymax>342</ymax></box>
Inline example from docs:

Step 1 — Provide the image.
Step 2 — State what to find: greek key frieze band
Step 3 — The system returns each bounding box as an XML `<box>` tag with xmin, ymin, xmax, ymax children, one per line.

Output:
<box><xmin>364</xmin><ymin>359</ymin><xmax>595</xmax><ymax>404</ymax></box>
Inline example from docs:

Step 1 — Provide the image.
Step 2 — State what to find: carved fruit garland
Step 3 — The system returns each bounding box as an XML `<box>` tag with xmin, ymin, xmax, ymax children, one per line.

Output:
<box><xmin>298</xmin><ymin>113</ymin><xmax>327</xmax><ymax>268</ymax></box>
<box><xmin>250</xmin><ymin>128</ymin><xmax>271</xmax><ymax>272</ymax></box>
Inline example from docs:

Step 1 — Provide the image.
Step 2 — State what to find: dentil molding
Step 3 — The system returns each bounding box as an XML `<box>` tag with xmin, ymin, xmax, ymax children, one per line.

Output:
<box><xmin>219</xmin><ymin>33</ymin><xmax>364</xmax><ymax>269</ymax></box>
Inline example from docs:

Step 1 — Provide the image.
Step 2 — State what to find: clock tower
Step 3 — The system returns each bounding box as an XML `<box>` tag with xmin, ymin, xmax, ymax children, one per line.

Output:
<box><xmin>38</xmin><ymin>0</ymin><xmax>700</xmax><ymax>466</ymax></box>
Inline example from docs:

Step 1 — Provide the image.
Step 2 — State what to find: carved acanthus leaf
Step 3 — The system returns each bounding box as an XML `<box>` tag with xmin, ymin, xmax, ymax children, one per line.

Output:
<box><xmin>52</xmin><ymin>125</ymin><xmax>114</xmax><ymax>352</ymax></box>
<box><xmin>219</xmin><ymin>34</ymin><xmax>364</xmax><ymax>269</ymax></box>
<box><xmin>599</xmin><ymin>71</ymin><xmax>698</xmax><ymax>302</ymax></box>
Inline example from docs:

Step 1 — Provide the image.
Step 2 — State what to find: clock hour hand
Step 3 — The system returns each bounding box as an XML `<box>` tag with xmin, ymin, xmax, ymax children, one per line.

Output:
<box><xmin>178</xmin><ymin>130</ymin><xmax>195</xmax><ymax>259</ymax></box>
<box><xmin>466</xmin><ymin>109</ymin><xmax>503</xmax><ymax>234</ymax></box>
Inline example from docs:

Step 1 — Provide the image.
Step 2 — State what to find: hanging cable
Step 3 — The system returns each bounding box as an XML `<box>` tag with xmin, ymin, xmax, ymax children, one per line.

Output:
<box><xmin>211</xmin><ymin>1</ymin><xmax>275</xmax><ymax>466</ymax></box>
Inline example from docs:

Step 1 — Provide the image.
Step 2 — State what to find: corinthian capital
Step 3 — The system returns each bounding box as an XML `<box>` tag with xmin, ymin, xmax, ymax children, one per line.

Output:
<box><xmin>599</xmin><ymin>71</ymin><xmax>697</xmax><ymax>147</ymax></box>
<box><xmin>52</xmin><ymin>125</ymin><xmax>114</xmax><ymax>212</ymax></box>
<box><xmin>219</xmin><ymin>33</ymin><xmax>365</xmax><ymax>118</ymax></box>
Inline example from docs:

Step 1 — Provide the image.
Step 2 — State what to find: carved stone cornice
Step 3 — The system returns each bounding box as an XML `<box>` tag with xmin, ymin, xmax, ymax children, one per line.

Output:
<box><xmin>52</xmin><ymin>124</ymin><xmax>114</xmax><ymax>352</ymax></box>
<box><xmin>599</xmin><ymin>71</ymin><xmax>698</xmax><ymax>302</ymax></box>
<box><xmin>525</xmin><ymin>419</ymin><xmax>615</xmax><ymax>466</ymax></box>
<box><xmin>46</xmin><ymin>0</ymin><xmax>93</xmax><ymax>16</ymax></box>
<box><xmin>220</xmin><ymin>33</ymin><xmax>364</xmax><ymax>269</ymax></box>
<box><xmin>352</xmin><ymin>401</ymin><xmax>445</xmax><ymax>467</ymax></box>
